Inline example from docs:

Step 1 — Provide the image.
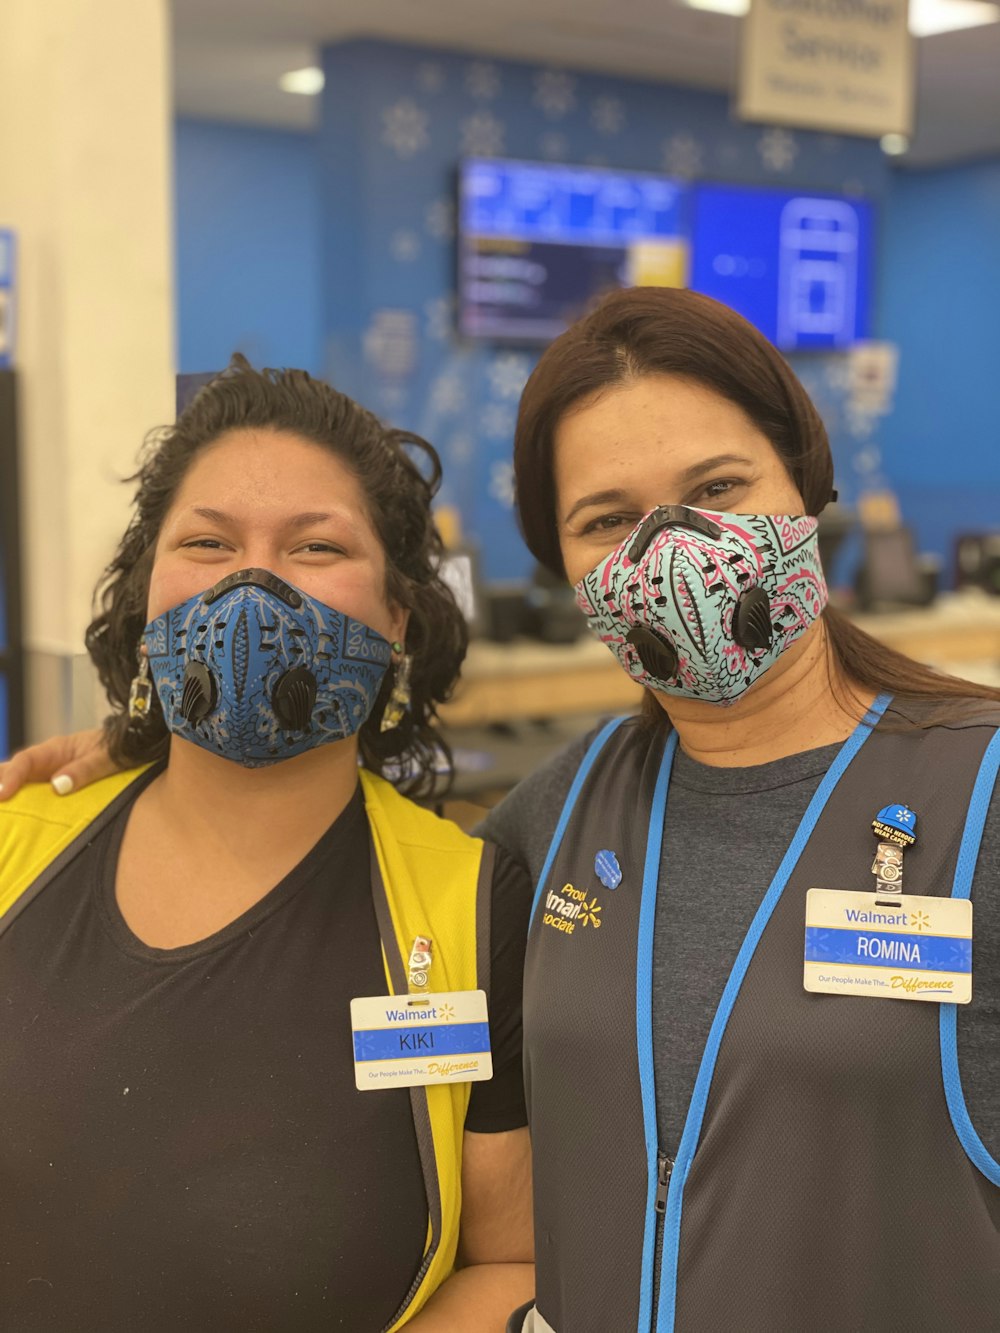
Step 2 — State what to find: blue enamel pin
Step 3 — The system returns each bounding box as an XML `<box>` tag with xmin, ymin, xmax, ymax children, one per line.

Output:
<box><xmin>595</xmin><ymin>849</ymin><xmax>622</xmax><ymax>890</ymax></box>
<box><xmin>872</xmin><ymin>803</ymin><xmax>917</xmax><ymax>849</ymax></box>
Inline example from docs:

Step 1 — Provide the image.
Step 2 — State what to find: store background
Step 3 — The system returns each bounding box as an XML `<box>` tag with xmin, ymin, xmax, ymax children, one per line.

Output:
<box><xmin>174</xmin><ymin>38</ymin><xmax>1000</xmax><ymax>585</ymax></box>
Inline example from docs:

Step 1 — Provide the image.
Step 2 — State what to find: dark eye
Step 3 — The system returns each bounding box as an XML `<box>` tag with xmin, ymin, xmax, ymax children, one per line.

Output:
<box><xmin>693</xmin><ymin>479</ymin><xmax>748</xmax><ymax>508</ymax></box>
<box><xmin>580</xmin><ymin>513</ymin><xmax>634</xmax><ymax>536</ymax></box>
<box><xmin>182</xmin><ymin>539</ymin><xmax>226</xmax><ymax>549</ymax></box>
<box><xmin>296</xmin><ymin>542</ymin><xmax>344</xmax><ymax>555</ymax></box>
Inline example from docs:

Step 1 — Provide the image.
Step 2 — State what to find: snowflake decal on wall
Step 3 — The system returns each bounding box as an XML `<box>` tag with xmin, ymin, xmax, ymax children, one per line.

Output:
<box><xmin>381</xmin><ymin>99</ymin><xmax>430</xmax><ymax>158</ymax></box>
<box><xmin>416</xmin><ymin>62</ymin><xmax>445</xmax><ymax>94</ymax></box>
<box><xmin>534</xmin><ymin>69</ymin><xmax>576</xmax><ymax>119</ymax></box>
<box><xmin>489</xmin><ymin>353</ymin><xmax>532</xmax><ymax>400</ymax></box>
<box><xmin>539</xmin><ymin>131</ymin><xmax>569</xmax><ymax>161</ymax></box>
<box><xmin>466</xmin><ymin>61</ymin><xmax>501</xmax><ymax>100</ymax></box>
<box><xmin>430</xmin><ymin>373</ymin><xmax>467</xmax><ymax>417</ymax></box>
<box><xmin>845</xmin><ymin>404</ymin><xmax>878</xmax><ymax>441</ymax></box>
<box><xmin>482</xmin><ymin>402</ymin><xmax>517</xmax><ymax>440</ymax></box>
<box><xmin>447</xmin><ymin>431</ymin><xmax>474</xmax><ymax>465</ymax></box>
<box><xmin>852</xmin><ymin>444</ymin><xmax>882</xmax><ymax>475</ymax></box>
<box><xmin>758</xmin><ymin>127</ymin><xmax>798</xmax><ymax>172</ymax></box>
<box><xmin>591</xmin><ymin>96</ymin><xmax>625</xmax><ymax>136</ymax></box>
<box><xmin>460</xmin><ymin>110</ymin><xmax>506</xmax><ymax>157</ymax></box>
<box><xmin>661</xmin><ymin>132</ymin><xmax>703</xmax><ymax>178</ymax></box>
<box><xmin>380</xmin><ymin>384</ymin><xmax>408</xmax><ymax>413</ymax></box>
<box><xmin>425</xmin><ymin>197</ymin><xmax>456</xmax><ymax>241</ymax></box>
<box><xmin>424</xmin><ymin>295</ymin><xmax>455</xmax><ymax>342</ymax></box>
<box><xmin>390</xmin><ymin>230</ymin><xmax>421</xmax><ymax>262</ymax></box>
<box><xmin>488</xmin><ymin>460</ymin><xmax>516</xmax><ymax>508</ymax></box>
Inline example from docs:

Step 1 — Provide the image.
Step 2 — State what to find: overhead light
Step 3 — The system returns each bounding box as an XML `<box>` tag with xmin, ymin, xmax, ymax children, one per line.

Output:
<box><xmin>279</xmin><ymin>66</ymin><xmax>325</xmax><ymax>96</ymax></box>
<box><xmin>880</xmin><ymin>133</ymin><xmax>910</xmax><ymax>155</ymax></box>
<box><xmin>908</xmin><ymin>0</ymin><xmax>999</xmax><ymax>34</ymax></box>
<box><xmin>680</xmin><ymin>0</ymin><xmax>1000</xmax><ymax>35</ymax></box>
<box><xmin>684</xmin><ymin>0</ymin><xmax>749</xmax><ymax>13</ymax></box>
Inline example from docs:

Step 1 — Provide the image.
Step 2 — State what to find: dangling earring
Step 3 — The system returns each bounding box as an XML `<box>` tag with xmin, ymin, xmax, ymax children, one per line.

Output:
<box><xmin>380</xmin><ymin>644</ymin><xmax>412</xmax><ymax>733</ymax></box>
<box><xmin>128</xmin><ymin>645</ymin><xmax>153</xmax><ymax>721</ymax></box>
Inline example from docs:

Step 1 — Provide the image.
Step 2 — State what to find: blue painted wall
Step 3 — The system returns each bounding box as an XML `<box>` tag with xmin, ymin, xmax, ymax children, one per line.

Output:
<box><xmin>174</xmin><ymin>49</ymin><xmax>1000</xmax><ymax>588</ymax></box>
<box><xmin>876</xmin><ymin>156</ymin><xmax>1000</xmax><ymax>582</ymax></box>
<box><xmin>174</xmin><ymin>117</ymin><xmax>322</xmax><ymax>376</ymax></box>
<box><xmin>319</xmin><ymin>40</ymin><xmax>890</xmax><ymax>580</ymax></box>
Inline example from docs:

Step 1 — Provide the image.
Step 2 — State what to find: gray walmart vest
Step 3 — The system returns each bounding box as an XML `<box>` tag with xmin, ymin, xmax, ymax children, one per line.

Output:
<box><xmin>521</xmin><ymin>698</ymin><xmax>1000</xmax><ymax>1333</ymax></box>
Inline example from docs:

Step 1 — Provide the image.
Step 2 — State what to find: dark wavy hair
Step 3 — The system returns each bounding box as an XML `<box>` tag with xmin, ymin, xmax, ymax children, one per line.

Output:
<box><xmin>514</xmin><ymin>286</ymin><xmax>1000</xmax><ymax>726</ymax></box>
<box><xmin>85</xmin><ymin>355</ymin><xmax>468</xmax><ymax>796</ymax></box>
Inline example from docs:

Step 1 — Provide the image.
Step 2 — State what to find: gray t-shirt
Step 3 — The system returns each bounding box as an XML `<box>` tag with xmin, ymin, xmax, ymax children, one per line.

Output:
<box><xmin>480</xmin><ymin>725</ymin><xmax>1000</xmax><ymax>1160</ymax></box>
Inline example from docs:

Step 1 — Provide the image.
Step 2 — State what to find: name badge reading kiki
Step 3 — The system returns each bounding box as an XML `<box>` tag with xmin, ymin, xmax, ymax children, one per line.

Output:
<box><xmin>351</xmin><ymin>990</ymin><xmax>493</xmax><ymax>1091</ymax></box>
<box><xmin>804</xmin><ymin>889</ymin><xmax>972</xmax><ymax>1004</ymax></box>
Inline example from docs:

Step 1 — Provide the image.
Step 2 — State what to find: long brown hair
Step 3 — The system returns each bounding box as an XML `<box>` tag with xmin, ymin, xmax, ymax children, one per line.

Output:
<box><xmin>513</xmin><ymin>286</ymin><xmax>1000</xmax><ymax>724</ymax></box>
<box><xmin>87</xmin><ymin>355</ymin><xmax>468</xmax><ymax>795</ymax></box>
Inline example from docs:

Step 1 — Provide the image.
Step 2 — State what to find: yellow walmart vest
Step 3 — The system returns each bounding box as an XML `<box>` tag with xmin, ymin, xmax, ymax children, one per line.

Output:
<box><xmin>0</xmin><ymin>767</ymin><xmax>490</xmax><ymax>1330</ymax></box>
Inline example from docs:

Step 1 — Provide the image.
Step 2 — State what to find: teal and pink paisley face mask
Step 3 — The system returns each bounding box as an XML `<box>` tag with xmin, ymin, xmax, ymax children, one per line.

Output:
<box><xmin>573</xmin><ymin>505</ymin><xmax>828</xmax><ymax>706</ymax></box>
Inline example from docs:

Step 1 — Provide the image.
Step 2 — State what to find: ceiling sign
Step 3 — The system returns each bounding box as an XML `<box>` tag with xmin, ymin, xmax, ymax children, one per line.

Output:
<box><xmin>738</xmin><ymin>0</ymin><xmax>914</xmax><ymax>138</ymax></box>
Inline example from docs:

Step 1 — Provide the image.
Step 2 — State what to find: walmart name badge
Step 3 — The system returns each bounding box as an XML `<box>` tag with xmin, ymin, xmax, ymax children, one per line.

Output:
<box><xmin>350</xmin><ymin>990</ymin><xmax>493</xmax><ymax>1091</ymax></box>
<box><xmin>803</xmin><ymin>889</ymin><xmax>972</xmax><ymax>1003</ymax></box>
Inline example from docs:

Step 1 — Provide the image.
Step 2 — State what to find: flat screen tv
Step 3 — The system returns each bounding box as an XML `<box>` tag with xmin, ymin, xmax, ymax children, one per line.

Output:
<box><xmin>458</xmin><ymin>157</ymin><xmax>691</xmax><ymax>342</ymax></box>
<box><xmin>689</xmin><ymin>182</ymin><xmax>875</xmax><ymax>352</ymax></box>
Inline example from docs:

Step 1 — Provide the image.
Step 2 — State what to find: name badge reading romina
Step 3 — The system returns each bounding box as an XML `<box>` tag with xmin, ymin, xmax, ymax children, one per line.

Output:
<box><xmin>803</xmin><ymin>889</ymin><xmax>973</xmax><ymax>1003</ymax></box>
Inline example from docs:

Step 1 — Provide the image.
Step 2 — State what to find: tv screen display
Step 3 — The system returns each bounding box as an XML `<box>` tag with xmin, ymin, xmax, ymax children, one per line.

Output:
<box><xmin>689</xmin><ymin>182</ymin><xmax>874</xmax><ymax>352</ymax></box>
<box><xmin>458</xmin><ymin>158</ymin><xmax>690</xmax><ymax>342</ymax></box>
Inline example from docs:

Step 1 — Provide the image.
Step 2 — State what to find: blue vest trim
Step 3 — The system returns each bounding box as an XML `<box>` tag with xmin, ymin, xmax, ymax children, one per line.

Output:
<box><xmin>637</xmin><ymin>729</ymin><xmax>680</xmax><ymax>1333</ymax></box>
<box><xmin>940</xmin><ymin>727</ymin><xmax>1000</xmax><ymax>1189</ymax></box>
<box><xmin>528</xmin><ymin>715</ymin><xmax>629</xmax><ymax>929</ymax></box>
<box><xmin>655</xmin><ymin>691</ymin><xmax>892</xmax><ymax>1331</ymax></box>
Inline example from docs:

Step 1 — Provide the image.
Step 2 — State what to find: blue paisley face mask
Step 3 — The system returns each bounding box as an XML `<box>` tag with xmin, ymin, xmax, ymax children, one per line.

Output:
<box><xmin>143</xmin><ymin>568</ymin><xmax>393</xmax><ymax>767</ymax></box>
<box><xmin>573</xmin><ymin>505</ymin><xmax>828</xmax><ymax>706</ymax></box>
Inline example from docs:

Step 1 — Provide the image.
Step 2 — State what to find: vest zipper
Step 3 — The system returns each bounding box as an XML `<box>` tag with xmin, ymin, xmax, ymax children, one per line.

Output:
<box><xmin>650</xmin><ymin>1151</ymin><xmax>674</xmax><ymax>1329</ymax></box>
<box><xmin>655</xmin><ymin>1152</ymin><xmax>673</xmax><ymax>1213</ymax></box>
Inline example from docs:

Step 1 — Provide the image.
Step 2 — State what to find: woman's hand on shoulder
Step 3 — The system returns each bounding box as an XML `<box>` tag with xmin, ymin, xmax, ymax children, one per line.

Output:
<box><xmin>0</xmin><ymin>728</ymin><xmax>117</xmax><ymax>801</ymax></box>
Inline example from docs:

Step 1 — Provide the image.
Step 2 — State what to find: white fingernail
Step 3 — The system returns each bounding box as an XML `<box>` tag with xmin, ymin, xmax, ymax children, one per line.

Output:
<box><xmin>52</xmin><ymin>774</ymin><xmax>74</xmax><ymax>796</ymax></box>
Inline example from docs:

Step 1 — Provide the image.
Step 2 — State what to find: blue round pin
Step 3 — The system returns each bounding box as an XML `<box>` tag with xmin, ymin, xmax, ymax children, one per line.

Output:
<box><xmin>595</xmin><ymin>849</ymin><xmax>622</xmax><ymax>890</ymax></box>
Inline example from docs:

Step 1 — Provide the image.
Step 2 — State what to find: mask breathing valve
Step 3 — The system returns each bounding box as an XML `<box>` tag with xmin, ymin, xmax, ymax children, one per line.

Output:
<box><xmin>732</xmin><ymin>587</ymin><xmax>774</xmax><ymax>652</ymax></box>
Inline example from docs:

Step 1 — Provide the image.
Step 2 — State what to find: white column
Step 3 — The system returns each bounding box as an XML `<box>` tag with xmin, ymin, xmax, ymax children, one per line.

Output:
<box><xmin>0</xmin><ymin>0</ymin><xmax>175</xmax><ymax>739</ymax></box>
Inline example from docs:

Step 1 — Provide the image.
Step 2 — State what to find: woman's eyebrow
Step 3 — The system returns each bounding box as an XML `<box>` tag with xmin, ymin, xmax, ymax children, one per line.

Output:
<box><xmin>188</xmin><ymin>507</ymin><xmax>351</xmax><ymax>530</ymax></box>
<box><xmin>190</xmin><ymin>506</ymin><xmax>234</xmax><ymax>525</ymax></box>
<box><xmin>675</xmin><ymin>453</ymin><xmax>755</xmax><ymax>484</ymax></box>
<box><xmin>562</xmin><ymin>453</ymin><xmax>754</xmax><ymax>526</ymax></box>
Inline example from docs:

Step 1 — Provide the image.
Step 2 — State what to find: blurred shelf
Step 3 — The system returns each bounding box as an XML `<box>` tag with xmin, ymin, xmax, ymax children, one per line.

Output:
<box><xmin>439</xmin><ymin>592</ymin><xmax>1000</xmax><ymax>730</ymax></box>
<box><xmin>440</xmin><ymin>634</ymin><xmax>643</xmax><ymax>726</ymax></box>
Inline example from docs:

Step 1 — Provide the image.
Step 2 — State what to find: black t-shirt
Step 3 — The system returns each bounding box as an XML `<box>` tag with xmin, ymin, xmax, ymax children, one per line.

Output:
<box><xmin>0</xmin><ymin>783</ymin><xmax>531</xmax><ymax>1332</ymax></box>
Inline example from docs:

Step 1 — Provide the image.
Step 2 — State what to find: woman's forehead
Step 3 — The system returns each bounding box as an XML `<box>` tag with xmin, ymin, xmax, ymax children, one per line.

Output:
<box><xmin>553</xmin><ymin>376</ymin><xmax>774</xmax><ymax>491</ymax></box>
<box><xmin>171</xmin><ymin>429</ymin><xmax>366</xmax><ymax>513</ymax></box>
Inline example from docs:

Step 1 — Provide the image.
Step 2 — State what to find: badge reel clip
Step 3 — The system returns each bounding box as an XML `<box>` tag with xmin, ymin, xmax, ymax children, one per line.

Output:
<box><xmin>408</xmin><ymin>935</ymin><xmax>433</xmax><ymax>992</ymax></box>
<box><xmin>871</xmin><ymin>803</ymin><xmax>917</xmax><ymax>904</ymax></box>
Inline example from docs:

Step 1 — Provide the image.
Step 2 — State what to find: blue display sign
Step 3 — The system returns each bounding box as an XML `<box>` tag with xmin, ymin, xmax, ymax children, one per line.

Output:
<box><xmin>690</xmin><ymin>184</ymin><xmax>874</xmax><ymax>352</ymax></box>
<box><xmin>459</xmin><ymin>158</ymin><xmax>690</xmax><ymax>341</ymax></box>
<box><xmin>0</xmin><ymin>230</ymin><xmax>15</xmax><ymax>369</ymax></box>
<box><xmin>462</xmin><ymin>157</ymin><xmax>688</xmax><ymax>246</ymax></box>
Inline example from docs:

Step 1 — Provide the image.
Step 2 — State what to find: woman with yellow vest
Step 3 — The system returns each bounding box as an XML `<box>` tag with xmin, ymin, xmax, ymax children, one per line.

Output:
<box><xmin>0</xmin><ymin>359</ymin><xmax>534</xmax><ymax>1331</ymax></box>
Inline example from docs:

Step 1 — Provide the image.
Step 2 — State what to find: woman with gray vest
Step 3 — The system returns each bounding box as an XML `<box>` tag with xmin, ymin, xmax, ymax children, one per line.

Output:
<box><xmin>489</xmin><ymin>287</ymin><xmax>1000</xmax><ymax>1333</ymax></box>
<box><xmin>7</xmin><ymin>289</ymin><xmax>1000</xmax><ymax>1332</ymax></box>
